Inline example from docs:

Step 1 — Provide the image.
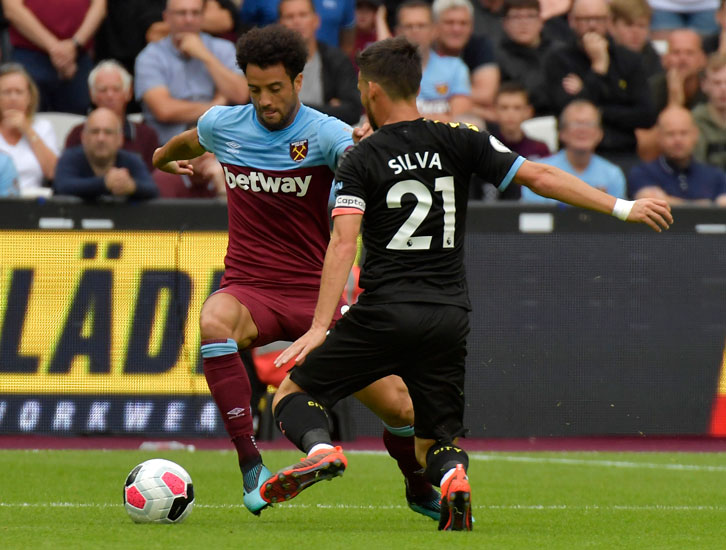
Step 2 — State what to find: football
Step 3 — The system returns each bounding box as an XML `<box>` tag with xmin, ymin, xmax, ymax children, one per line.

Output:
<box><xmin>123</xmin><ymin>458</ymin><xmax>195</xmax><ymax>524</ymax></box>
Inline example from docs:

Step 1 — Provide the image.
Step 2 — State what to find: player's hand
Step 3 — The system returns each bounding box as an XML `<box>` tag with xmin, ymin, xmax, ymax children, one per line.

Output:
<box><xmin>153</xmin><ymin>147</ymin><xmax>195</xmax><ymax>175</ymax></box>
<box><xmin>353</xmin><ymin>122</ymin><xmax>373</xmax><ymax>143</ymax></box>
<box><xmin>628</xmin><ymin>198</ymin><xmax>673</xmax><ymax>232</ymax></box>
<box><xmin>159</xmin><ymin>159</ymin><xmax>194</xmax><ymax>176</ymax></box>
<box><xmin>274</xmin><ymin>326</ymin><xmax>328</xmax><ymax>367</ymax></box>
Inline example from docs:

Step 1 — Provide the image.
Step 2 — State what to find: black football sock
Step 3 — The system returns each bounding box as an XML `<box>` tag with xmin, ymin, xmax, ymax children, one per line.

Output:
<box><xmin>274</xmin><ymin>392</ymin><xmax>332</xmax><ymax>453</ymax></box>
<box><xmin>424</xmin><ymin>442</ymin><xmax>469</xmax><ymax>487</ymax></box>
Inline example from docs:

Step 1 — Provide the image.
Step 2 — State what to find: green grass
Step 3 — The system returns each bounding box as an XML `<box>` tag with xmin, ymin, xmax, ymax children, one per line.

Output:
<box><xmin>1</xmin><ymin>449</ymin><xmax>725</xmax><ymax>549</ymax></box>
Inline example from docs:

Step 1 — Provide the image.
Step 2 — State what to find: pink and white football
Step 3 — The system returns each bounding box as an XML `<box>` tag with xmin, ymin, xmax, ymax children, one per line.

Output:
<box><xmin>123</xmin><ymin>458</ymin><xmax>194</xmax><ymax>524</ymax></box>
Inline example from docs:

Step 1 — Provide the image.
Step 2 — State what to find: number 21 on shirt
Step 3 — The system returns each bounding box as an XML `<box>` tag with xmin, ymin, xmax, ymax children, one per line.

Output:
<box><xmin>386</xmin><ymin>176</ymin><xmax>455</xmax><ymax>251</ymax></box>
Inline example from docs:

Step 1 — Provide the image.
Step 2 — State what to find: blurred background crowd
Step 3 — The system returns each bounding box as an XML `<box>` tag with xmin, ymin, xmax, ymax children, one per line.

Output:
<box><xmin>1</xmin><ymin>0</ymin><xmax>726</xmax><ymax>206</ymax></box>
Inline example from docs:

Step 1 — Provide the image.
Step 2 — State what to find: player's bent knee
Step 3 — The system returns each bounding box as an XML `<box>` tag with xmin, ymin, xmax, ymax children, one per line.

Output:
<box><xmin>355</xmin><ymin>376</ymin><xmax>414</xmax><ymax>426</ymax></box>
<box><xmin>199</xmin><ymin>295</ymin><xmax>257</xmax><ymax>345</ymax></box>
<box><xmin>368</xmin><ymin>399</ymin><xmax>413</xmax><ymax>427</ymax></box>
<box><xmin>199</xmin><ymin>298</ymin><xmax>237</xmax><ymax>337</ymax></box>
<box><xmin>271</xmin><ymin>376</ymin><xmax>303</xmax><ymax>409</ymax></box>
<box><xmin>388</xmin><ymin>399</ymin><xmax>415</xmax><ymax>427</ymax></box>
<box><xmin>388</xmin><ymin>377</ymin><xmax>415</xmax><ymax>425</ymax></box>
<box><xmin>199</xmin><ymin>311</ymin><xmax>233</xmax><ymax>340</ymax></box>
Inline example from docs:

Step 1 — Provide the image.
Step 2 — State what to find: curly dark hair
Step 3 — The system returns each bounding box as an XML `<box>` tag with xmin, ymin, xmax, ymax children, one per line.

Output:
<box><xmin>356</xmin><ymin>37</ymin><xmax>421</xmax><ymax>100</ymax></box>
<box><xmin>235</xmin><ymin>25</ymin><xmax>308</xmax><ymax>81</ymax></box>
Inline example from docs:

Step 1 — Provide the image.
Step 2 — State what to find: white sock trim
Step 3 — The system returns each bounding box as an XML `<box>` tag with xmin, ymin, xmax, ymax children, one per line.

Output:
<box><xmin>308</xmin><ymin>443</ymin><xmax>334</xmax><ymax>456</ymax></box>
<box><xmin>440</xmin><ymin>467</ymin><xmax>457</xmax><ymax>487</ymax></box>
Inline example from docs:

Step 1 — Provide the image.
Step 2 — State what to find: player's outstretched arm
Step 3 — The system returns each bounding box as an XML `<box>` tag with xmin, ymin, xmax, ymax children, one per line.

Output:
<box><xmin>275</xmin><ymin>213</ymin><xmax>363</xmax><ymax>367</ymax></box>
<box><xmin>152</xmin><ymin>128</ymin><xmax>206</xmax><ymax>175</ymax></box>
<box><xmin>514</xmin><ymin>160</ymin><xmax>673</xmax><ymax>232</ymax></box>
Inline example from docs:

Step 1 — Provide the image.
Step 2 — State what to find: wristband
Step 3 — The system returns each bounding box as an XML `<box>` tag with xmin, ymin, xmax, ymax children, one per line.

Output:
<box><xmin>612</xmin><ymin>198</ymin><xmax>634</xmax><ymax>221</ymax></box>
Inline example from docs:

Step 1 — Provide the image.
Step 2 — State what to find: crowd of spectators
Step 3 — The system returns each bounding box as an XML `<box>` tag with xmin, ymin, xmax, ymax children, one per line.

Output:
<box><xmin>0</xmin><ymin>0</ymin><xmax>725</xmax><ymax>207</ymax></box>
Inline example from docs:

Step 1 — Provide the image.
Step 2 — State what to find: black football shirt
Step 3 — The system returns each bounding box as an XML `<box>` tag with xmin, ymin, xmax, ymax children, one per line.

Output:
<box><xmin>333</xmin><ymin>118</ymin><xmax>524</xmax><ymax>308</ymax></box>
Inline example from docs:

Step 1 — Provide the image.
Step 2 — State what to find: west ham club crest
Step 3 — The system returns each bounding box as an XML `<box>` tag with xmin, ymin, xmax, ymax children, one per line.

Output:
<box><xmin>290</xmin><ymin>139</ymin><xmax>308</xmax><ymax>162</ymax></box>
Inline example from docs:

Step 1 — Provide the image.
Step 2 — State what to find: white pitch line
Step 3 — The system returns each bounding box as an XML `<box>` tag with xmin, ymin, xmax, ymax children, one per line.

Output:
<box><xmin>350</xmin><ymin>450</ymin><xmax>726</xmax><ymax>473</ymax></box>
<box><xmin>1</xmin><ymin>502</ymin><xmax>724</xmax><ymax>512</ymax></box>
<box><xmin>469</xmin><ymin>454</ymin><xmax>726</xmax><ymax>472</ymax></box>
<box><xmin>277</xmin><ymin>503</ymin><xmax>726</xmax><ymax>512</ymax></box>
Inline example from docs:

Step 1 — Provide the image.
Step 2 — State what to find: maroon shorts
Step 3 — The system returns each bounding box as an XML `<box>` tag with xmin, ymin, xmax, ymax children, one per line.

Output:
<box><xmin>213</xmin><ymin>284</ymin><xmax>345</xmax><ymax>348</ymax></box>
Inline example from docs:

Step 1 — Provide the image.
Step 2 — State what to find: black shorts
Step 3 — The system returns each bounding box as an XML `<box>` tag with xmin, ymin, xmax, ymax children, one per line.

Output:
<box><xmin>290</xmin><ymin>302</ymin><xmax>470</xmax><ymax>441</ymax></box>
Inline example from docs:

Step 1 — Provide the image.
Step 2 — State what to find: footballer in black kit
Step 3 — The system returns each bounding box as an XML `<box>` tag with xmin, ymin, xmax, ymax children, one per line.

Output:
<box><xmin>290</xmin><ymin>118</ymin><xmax>523</xmax><ymax>437</ymax></box>
<box><xmin>260</xmin><ymin>35</ymin><xmax>671</xmax><ymax>533</ymax></box>
<box><xmin>336</xmin><ymin>118</ymin><xmax>521</xmax><ymax>309</ymax></box>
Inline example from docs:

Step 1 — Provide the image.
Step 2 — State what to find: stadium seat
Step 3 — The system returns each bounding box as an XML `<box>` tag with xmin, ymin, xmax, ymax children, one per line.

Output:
<box><xmin>521</xmin><ymin>115</ymin><xmax>558</xmax><ymax>154</ymax></box>
<box><xmin>36</xmin><ymin>112</ymin><xmax>86</xmax><ymax>147</ymax></box>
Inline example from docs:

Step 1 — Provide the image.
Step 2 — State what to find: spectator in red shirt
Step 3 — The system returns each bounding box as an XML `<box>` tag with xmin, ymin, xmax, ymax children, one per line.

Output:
<box><xmin>3</xmin><ymin>0</ymin><xmax>107</xmax><ymax>114</ymax></box>
<box><xmin>350</xmin><ymin>0</ymin><xmax>391</xmax><ymax>67</ymax></box>
<box><xmin>491</xmin><ymin>81</ymin><xmax>551</xmax><ymax>161</ymax></box>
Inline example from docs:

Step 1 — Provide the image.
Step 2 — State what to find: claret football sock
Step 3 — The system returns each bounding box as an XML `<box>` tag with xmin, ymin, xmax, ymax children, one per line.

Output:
<box><xmin>382</xmin><ymin>425</ymin><xmax>432</xmax><ymax>497</ymax></box>
<box><xmin>202</xmin><ymin>339</ymin><xmax>261</xmax><ymax>467</ymax></box>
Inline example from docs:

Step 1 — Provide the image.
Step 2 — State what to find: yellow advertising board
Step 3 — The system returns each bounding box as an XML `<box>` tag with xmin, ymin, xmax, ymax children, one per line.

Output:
<box><xmin>0</xmin><ymin>231</ymin><xmax>228</xmax><ymax>395</ymax></box>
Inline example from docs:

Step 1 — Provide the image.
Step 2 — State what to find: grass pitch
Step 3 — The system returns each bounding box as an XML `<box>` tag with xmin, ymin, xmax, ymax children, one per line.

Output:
<box><xmin>1</xmin><ymin>448</ymin><xmax>725</xmax><ymax>549</ymax></box>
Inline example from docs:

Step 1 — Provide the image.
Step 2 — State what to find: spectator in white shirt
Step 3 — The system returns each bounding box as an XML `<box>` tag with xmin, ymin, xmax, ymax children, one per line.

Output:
<box><xmin>0</xmin><ymin>63</ymin><xmax>58</xmax><ymax>195</ymax></box>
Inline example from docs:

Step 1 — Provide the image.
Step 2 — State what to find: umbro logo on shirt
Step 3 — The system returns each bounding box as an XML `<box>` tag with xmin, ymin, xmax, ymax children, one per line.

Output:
<box><xmin>225</xmin><ymin>141</ymin><xmax>242</xmax><ymax>154</ymax></box>
<box><xmin>226</xmin><ymin>407</ymin><xmax>247</xmax><ymax>419</ymax></box>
